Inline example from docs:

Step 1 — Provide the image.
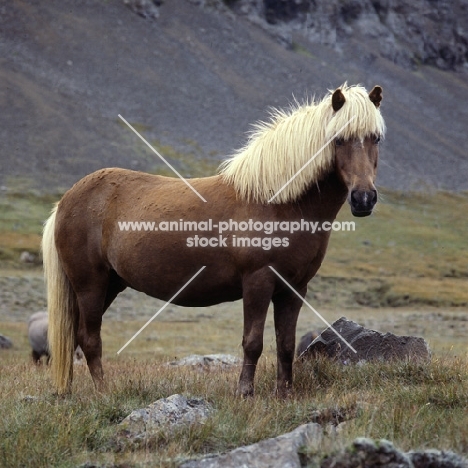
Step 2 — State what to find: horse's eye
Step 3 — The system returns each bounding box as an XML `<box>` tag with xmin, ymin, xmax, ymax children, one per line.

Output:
<box><xmin>374</xmin><ymin>136</ymin><xmax>381</xmax><ymax>145</ymax></box>
<box><xmin>335</xmin><ymin>138</ymin><xmax>345</xmax><ymax>146</ymax></box>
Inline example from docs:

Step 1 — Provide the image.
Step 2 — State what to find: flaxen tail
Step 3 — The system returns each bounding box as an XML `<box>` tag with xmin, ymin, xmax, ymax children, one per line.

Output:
<box><xmin>42</xmin><ymin>205</ymin><xmax>77</xmax><ymax>394</ymax></box>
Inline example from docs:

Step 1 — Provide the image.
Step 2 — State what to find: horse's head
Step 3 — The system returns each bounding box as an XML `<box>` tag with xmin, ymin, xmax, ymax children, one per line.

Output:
<box><xmin>331</xmin><ymin>85</ymin><xmax>384</xmax><ymax>217</ymax></box>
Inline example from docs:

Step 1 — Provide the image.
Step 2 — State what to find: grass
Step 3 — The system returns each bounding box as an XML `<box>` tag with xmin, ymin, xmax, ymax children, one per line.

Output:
<box><xmin>319</xmin><ymin>188</ymin><xmax>468</xmax><ymax>306</ymax></box>
<box><xmin>0</xmin><ymin>191</ymin><xmax>57</xmax><ymax>264</ymax></box>
<box><xmin>0</xmin><ymin>353</ymin><xmax>467</xmax><ymax>467</ymax></box>
<box><xmin>1</xmin><ymin>171</ymin><xmax>467</xmax><ymax>465</ymax></box>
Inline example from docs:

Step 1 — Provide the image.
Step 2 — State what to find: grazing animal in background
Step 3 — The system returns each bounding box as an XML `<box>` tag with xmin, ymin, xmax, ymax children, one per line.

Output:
<box><xmin>28</xmin><ymin>312</ymin><xmax>84</xmax><ymax>365</ymax></box>
<box><xmin>28</xmin><ymin>311</ymin><xmax>50</xmax><ymax>364</ymax></box>
<box><xmin>42</xmin><ymin>83</ymin><xmax>385</xmax><ymax>396</ymax></box>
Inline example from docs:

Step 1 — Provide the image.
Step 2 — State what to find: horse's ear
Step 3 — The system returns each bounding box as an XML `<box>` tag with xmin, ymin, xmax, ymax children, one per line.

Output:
<box><xmin>369</xmin><ymin>85</ymin><xmax>383</xmax><ymax>108</ymax></box>
<box><xmin>332</xmin><ymin>88</ymin><xmax>346</xmax><ymax>112</ymax></box>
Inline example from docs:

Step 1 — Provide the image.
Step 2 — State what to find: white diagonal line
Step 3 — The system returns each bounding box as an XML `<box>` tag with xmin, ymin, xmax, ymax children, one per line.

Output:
<box><xmin>268</xmin><ymin>266</ymin><xmax>357</xmax><ymax>353</ymax></box>
<box><xmin>118</xmin><ymin>114</ymin><xmax>207</xmax><ymax>203</ymax></box>
<box><xmin>268</xmin><ymin>115</ymin><xmax>357</xmax><ymax>203</ymax></box>
<box><xmin>117</xmin><ymin>266</ymin><xmax>206</xmax><ymax>354</ymax></box>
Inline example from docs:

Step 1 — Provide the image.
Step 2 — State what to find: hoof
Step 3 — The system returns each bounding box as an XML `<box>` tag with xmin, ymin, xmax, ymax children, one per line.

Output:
<box><xmin>237</xmin><ymin>381</ymin><xmax>254</xmax><ymax>398</ymax></box>
<box><xmin>275</xmin><ymin>385</ymin><xmax>293</xmax><ymax>399</ymax></box>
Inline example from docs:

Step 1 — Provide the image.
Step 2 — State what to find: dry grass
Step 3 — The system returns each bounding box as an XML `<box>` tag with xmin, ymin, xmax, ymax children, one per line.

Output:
<box><xmin>0</xmin><ymin>352</ymin><xmax>467</xmax><ymax>467</ymax></box>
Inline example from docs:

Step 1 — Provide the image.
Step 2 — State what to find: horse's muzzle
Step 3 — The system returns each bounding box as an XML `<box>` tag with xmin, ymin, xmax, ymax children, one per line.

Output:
<box><xmin>350</xmin><ymin>189</ymin><xmax>377</xmax><ymax>217</ymax></box>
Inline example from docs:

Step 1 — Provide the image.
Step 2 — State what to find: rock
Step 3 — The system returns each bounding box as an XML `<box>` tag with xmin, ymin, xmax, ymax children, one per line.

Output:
<box><xmin>168</xmin><ymin>354</ymin><xmax>241</xmax><ymax>368</ymax></box>
<box><xmin>298</xmin><ymin>317</ymin><xmax>431</xmax><ymax>363</ymax></box>
<box><xmin>318</xmin><ymin>438</ymin><xmax>468</xmax><ymax>467</ymax></box>
<box><xmin>179</xmin><ymin>423</ymin><xmax>323</xmax><ymax>468</ymax></box>
<box><xmin>78</xmin><ymin>463</ymin><xmax>128</xmax><ymax>468</ymax></box>
<box><xmin>321</xmin><ymin>437</ymin><xmax>413</xmax><ymax>467</ymax></box>
<box><xmin>119</xmin><ymin>394</ymin><xmax>213</xmax><ymax>441</ymax></box>
<box><xmin>21</xmin><ymin>395</ymin><xmax>40</xmax><ymax>403</ymax></box>
<box><xmin>179</xmin><ymin>427</ymin><xmax>468</xmax><ymax>468</ymax></box>
<box><xmin>0</xmin><ymin>334</ymin><xmax>13</xmax><ymax>349</ymax></box>
<box><xmin>409</xmin><ymin>449</ymin><xmax>468</xmax><ymax>468</ymax></box>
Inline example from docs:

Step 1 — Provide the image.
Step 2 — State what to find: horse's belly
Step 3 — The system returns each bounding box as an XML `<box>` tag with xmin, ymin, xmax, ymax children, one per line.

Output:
<box><xmin>133</xmin><ymin>273</ymin><xmax>243</xmax><ymax>307</ymax></box>
<box><xmin>113</xmin><ymin>248</ymin><xmax>243</xmax><ymax>307</ymax></box>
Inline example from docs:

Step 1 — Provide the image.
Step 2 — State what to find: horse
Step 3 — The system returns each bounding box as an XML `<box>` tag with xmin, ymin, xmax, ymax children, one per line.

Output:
<box><xmin>42</xmin><ymin>83</ymin><xmax>385</xmax><ymax>396</ymax></box>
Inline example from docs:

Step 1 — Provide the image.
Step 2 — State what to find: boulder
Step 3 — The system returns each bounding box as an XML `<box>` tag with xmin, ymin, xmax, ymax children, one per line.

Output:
<box><xmin>168</xmin><ymin>354</ymin><xmax>241</xmax><ymax>369</ymax></box>
<box><xmin>319</xmin><ymin>438</ymin><xmax>468</xmax><ymax>468</ymax></box>
<box><xmin>179</xmin><ymin>423</ymin><xmax>323</xmax><ymax>468</ymax></box>
<box><xmin>297</xmin><ymin>317</ymin><xmax>430</xmax><ymax>363</ymax></box>
<box><xmin>320</xmin><ymin>438</ymin><xmax>413</xmax><ymax>467</ymax></box>
<box><xmin>409</xmin><ymin>449</ymin><xmax>468</xmax><ymax>468</ymax></box>
<box><xmin>119</xmin><ymin>394</ymin><xmax>213</xmax><ymax>441</ymax></box>
<box><xmin>0</xmin><ymin>334</ymin><xmax>13</xmax><ymax>349</ymax></box>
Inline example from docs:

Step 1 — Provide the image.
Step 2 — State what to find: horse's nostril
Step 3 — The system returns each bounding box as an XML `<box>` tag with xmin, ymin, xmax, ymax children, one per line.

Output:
<box><xmin>351</xmin><ymin>190</ymin><xmax>362</xmax><ymax>203</ymax></box>
<box><xmin>351</xmin><ymin>190</ymin><xmax>377</xmax><ymax>205</ymax></box>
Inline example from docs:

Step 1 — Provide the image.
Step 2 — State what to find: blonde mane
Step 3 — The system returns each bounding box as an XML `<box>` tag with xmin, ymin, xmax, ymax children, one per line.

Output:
<box><xmin>219</xmin><ymin>83</ymin><xmax>386</xmax><ymax>204</ymax></box>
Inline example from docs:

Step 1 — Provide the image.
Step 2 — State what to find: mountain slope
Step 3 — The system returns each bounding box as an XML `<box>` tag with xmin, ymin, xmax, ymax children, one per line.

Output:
<box><xmin>1</xmin><ymin>0</ymin><xmax>467</xmax><ymax>192</ymax></box>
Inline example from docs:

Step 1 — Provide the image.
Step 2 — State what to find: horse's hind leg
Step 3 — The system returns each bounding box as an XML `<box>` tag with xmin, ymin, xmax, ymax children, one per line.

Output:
<box><xmin>76</xmin><ymin>287</ymin><xmax>107</xmax><ymax>392</ymax></box>
<box><xmin>272</xmin><ymin>286</ymin><xmax>305</xmax><ymax>398</ymax></box>
<box><xmin>76</xmin><ymin>273</ymin><xmax>126</xmax><ymax>392</ymax></box>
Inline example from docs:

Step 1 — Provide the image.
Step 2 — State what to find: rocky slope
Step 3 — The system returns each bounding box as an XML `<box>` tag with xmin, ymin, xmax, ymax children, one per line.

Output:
<box><xmin>222</xmin><ymin>0</ymin><xmax>468</xmax><ymax>71</ymax></box>
<box><xmin>1</xmin><ymin>0</ymin><xmax>467</xmax><ymax>193</ymax></box>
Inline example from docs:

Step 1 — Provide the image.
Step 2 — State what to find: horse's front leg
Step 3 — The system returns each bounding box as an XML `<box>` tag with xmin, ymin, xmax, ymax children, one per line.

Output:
<box><xmin>272</xmin><ymin>286</ymin><xmax>306</xmax><ymax>398</ymax></box>
<box><xmin>237</xmin><ymin>272</ymin><xmax>275</xmax><ymax>397</ymax></box>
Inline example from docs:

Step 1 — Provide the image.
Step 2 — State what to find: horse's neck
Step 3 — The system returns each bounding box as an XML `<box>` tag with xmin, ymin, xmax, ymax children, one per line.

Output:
<box><xmin>298</xmin><ymin>171</ymin><xmax>348</xmax><ymax>220</ymax></box>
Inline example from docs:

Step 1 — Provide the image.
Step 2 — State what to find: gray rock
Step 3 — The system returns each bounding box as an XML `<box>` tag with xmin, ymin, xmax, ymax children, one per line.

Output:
<box><xmin>0</xmin><ymin>334</ymin><xmax>13</xmax><ymax>349</ymax></box>
<box><xmin>119</xmin><ymin>394</ymin><xmax>213</xmax><ymax>439</ymax></box>
<box><xmin>179</xmin><ymin>423</ymin><xmax>322</xmax><ymax>468</ymax></box>
<box><xmin>168</xmin><ymin>354</ymin><xmax>241</xmax><ymax>368</ymax></box>
<box><xmin>319</xmin><ymin>438</ymin><xmax>468</xmax><ymax>467</ymax></box>
<box><xmin>321</xmin><ymin>437</ymin><xmax>413</xmax><ymax>467</ymax></box>
<box><xmin>298</xmin><ymin>317</ymin><xmax>431</xmax><ymax>363</ymax></box>
<box><xmin>409</xmin><ymin>449</ymin><xmax>468</xmax><ymax>468</ymax></box>
<box><xmin>21</xmin><ymin>395</ymin><xmax>41</xmax><ymax>403</ymax></box>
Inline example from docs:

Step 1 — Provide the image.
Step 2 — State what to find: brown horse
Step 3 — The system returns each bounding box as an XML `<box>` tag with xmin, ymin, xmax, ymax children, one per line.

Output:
<box><xmin>42</xmin><ymin>83</ymin><xmax>385</xmax><ymax>396</ymax></box>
